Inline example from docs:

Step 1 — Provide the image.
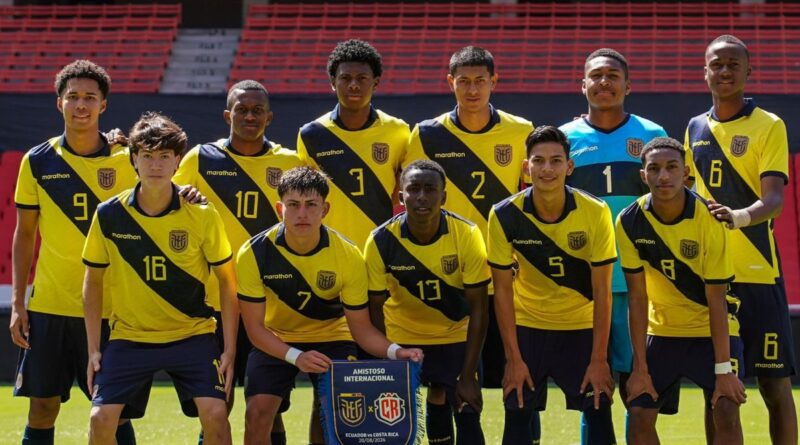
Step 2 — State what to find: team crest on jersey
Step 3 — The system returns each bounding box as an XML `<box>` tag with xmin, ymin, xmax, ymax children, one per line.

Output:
<box><xmin>568</xmin><ymin>231</ymin><xmax>587</xmax><ymax>250</ymax></box>
<box><xmin>730</xmin><ymin>136</ymin><xmax>749</xmax><ymax>157</ymax></box>
<box><xmin>494</xmin><ymin>144</ymin><xmax>513</xmax><ymax>166</ymax></box>
<box><xmin>680</xmin><ymin>239</ymin><xmax>699</xmax><ymax>259</ymax></box>
<box><xmin>372</xmin><ymin>142</ymin><xmax>389</xmax><ymax>164</ymax></box>
<box><xmin>97</xmin><ymin>168</ymin><xmax>116</xmax><ymax>190</ymax></box>
<box><xmin>338</xmin><ymin>393</ymin><xmax>366</xmax><ymax>427</ymax></box>
<box><xmin>169</xmin><ymin>230</ymin><xmax>189</xmax><ymax>252</ymax></box>
<box><xmin>317</xmin><ymin>270</ymin><xmax>337</xmax><ymax>290</ymax></box>
<box><xmin>441</xmin><ymin>255</ymin><xmax>459</xmax><ymax>275</ymax></box>
<box><xmin>626</xmin><ymin>138</ymin><xmax>645</xmax><ymax>158</ymax></box>
<box><xmin>266</xmin><ymin>167</ymin><xmax>282</xmax><ymax>188</ymax></box>
<box><xmin>374</xmin><ymin>392</ymin><xmax>406</xmax><ymax>426</ymax></box>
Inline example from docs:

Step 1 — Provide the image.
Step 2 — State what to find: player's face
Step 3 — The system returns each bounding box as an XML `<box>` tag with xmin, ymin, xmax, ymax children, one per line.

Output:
<box><xmin>57</xmin><ymin>77</ymin><xmax>106</xmax><ymax>132</ymax></box>
<box><xmin>132</xmin><ymin>149</ymin><xmax>181</xmax><ymax>186</ymax></box>
<box><xmin>400</xmin><ymin>168</ymin><xmax>446</xmax><ymax>224</ymax></box>
<box><xmin>224</xmin><ymin>89</ymin><xmax>272</xmax><ymax>143</ymax></box>
<box><xmin>582</xmin><ymin>56</ymin><xmax>629</xmax><ymax>111</ymax></box>
<box><xmin>447</xmin><ymin>65</ymin><xmax>496</xmax><ymax>114</ymax></box>
<box><xmin>641</xmin><ymin>149</ymin><xmax>688</xmax><ymax>202</ymax></box>
<box><xmin>524</xmin><ymin>142</ymin><xmax>573</xmax><ymax>193</ymax></box>
<box><xmin>277</xmin><ymin>190</ymin><xmax>330</xmax><ymax>238</ymax></box>
<box><xmin>332</xmin><ymin>62</ymin><xmax>379</xmax><ymax>112</ymax></box>
<box><xmin>704</xmin><ymin>42</ymin><xmax>750</xmax><ymax>100</ymax></box>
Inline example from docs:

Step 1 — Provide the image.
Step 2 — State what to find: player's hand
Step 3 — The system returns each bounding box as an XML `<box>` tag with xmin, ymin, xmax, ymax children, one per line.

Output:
<box><xmin>581</xmin><ymin>359</ymin><xmax>615</xmax><ymax>410</ymax></box>
<box><xmin>711</xmin><ymin>373</ymin><xmax>746</xmax><ymax>407</ymax></box>
<box><xmin>177</xmin><ymin>184</ymin><xmax>207</xmax><ymax>205</ymax></box>
<box><xmin>104</xmin><ymin>128</ymin><xmax>128</xmax><ymax>146</ymax></box>
<box><xmin>706</xmin><ymin>200</ymin><xmax>735</xmax><ymax>227</ymax></box>
<box><xmin>219</xmin><ymin>350</ymin><xmax>236</xmax><ymax>400</ymax></box>
<box><xmin>87</xmin><ymin>351</ymin><xmax>102</xmax><ymax>398</ymax></box>
<box><xmin>295</xmin><ymin>350</ymin><xmax>332</xmax><ymax>373</ymax></box>
<box><xmin>9</xmin><ymin>304</ymin><xmax>30</xmax><ymax>349</ymax></box>
<box><xmin>395</xmin><ymin>347</ymin><xmax>423</xmax><ymax>362</ymax></box>
<box><xmin>455</xmin><ymin>373</ymin><xmax>482</xmax><ymax>413</ymax></box>
<box><xmin>625</xmin><ymin>369</ymin><xmax>658</xmax><ymax>404</ymax></box>
<box><xmin>502</xmin><ymin>358</ymin><xmax>533</xmax><ymax>409</ymax></box>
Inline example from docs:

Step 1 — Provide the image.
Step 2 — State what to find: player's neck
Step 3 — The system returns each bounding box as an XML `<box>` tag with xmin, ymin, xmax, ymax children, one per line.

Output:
<box><xmin>586</xmin><ymin>107</ymin><xmax>626</xmax><ymax>131</ymax></box>
<box><xmin>650</xmin><ymin>192</ymin><xmax>686</xmax><ymax>223</ymax></box>
<box><xmin>337</xmin><ymin>104</ymin><xmax>372</xmax><ymax>131</ymax></box>
<box><xmin>456</xmin><ymin>106</ymin><xmax>491</xmax><ymax>132</ymax></box>
<box><xmin>406</xmin><ymin>214</ymin><xmax>441</xmax><ymax>244</ymax></box>
<box><xmin>285</xmin><ymin>229</ymin><xmax>321</xmax><ymax>255</ymax></box>
<box><xmin>711</xmin><ymin>94</ymin><xmax>746</xmax><ymax>121</ymax></box>
<box><xmin>229</xmin><ymin>135</ymin><xmax>264</xmax><ymax>156</ymax></box>
<box><xmin>531</xmin><ymin>188</ymin><xmax>566</xmax><ymax>223</ymax></box>
<box><xmin>136</xmin><ymin>181</ymin><xmax>174</xmax><ymax>216</ymax></box>
<box><xmin>64</xmin><ymin>127</ymin><xmax>104</xmax><ymax>155</ymax></box>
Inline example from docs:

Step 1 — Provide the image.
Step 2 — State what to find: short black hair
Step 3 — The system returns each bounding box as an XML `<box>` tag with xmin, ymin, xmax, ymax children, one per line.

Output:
<box><xmin>226</xmin><ymin>79</ymin><xmax>269</xmax><ymax>110</ymax></box>
<box><xmin>449</xmin><ymin>46</ymin><xmax>495</xmax><ymax>76</ymax></box>
<box><xmin>525</xmin><ymin>125</ymin><xmax>570</xmax><ymax>158</ymax></box>
<box><xmin>129</xmin><ymin>112</ymin><xmax>187</xmax><ymax>159</ymax></box>
<box><xmin>585</xmin><ymin>48</ymin><xmax>629</xmax><ymax>79</ymax></box>
<box><xmin>707</xmin><ymin>34</ymin><xmax>750</xmax><ymax>61</ymax></box>
<box><xmin>54</xmin><ymin>59</ymin><xmax>111</xmax><ymax>98</ymax></box>
<box><xmin>278</xmin><ymin>166</ymin><xmax>330</xmax><ymax>200</ymax></box>
<box><xmin>640</xmin><ymin>137</ymin><xmax>685</xmax><ymax>165</ymax></box>
<box><xmin>327</xmin><ymin>39</ymin><xmax>383</xmax><ymax>78</ymax></box>
<box><xmin>400</xmin><ymin>159</ymin><xmax>447</xmax><ymax>188</ymax></box>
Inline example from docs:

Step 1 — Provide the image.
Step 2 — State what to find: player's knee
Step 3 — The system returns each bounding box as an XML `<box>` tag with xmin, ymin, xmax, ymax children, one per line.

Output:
<box><xmin>627</xmin><ymin>407</ymin><xmax>656</xmax><ymax>437</ymax></box>
<box><xmin>245</xmin><ymin>399</ymin><xmax>274</xmax><ymax>433</ymax></box>
<box><xmin>28</xmin><ymin>397</ymin><xmax>60</xmax><ymax>426</ymax></box>
<box><xmin>712</xmin><ymin>398</ymin><xmax>741</xmax><ymax>433</ymax></box>
<box><xmin>757</xmin><ymin>376</ymin><xmax>792</xmax><ymax>406</ymax></box>
<box><xmin>427</xmin><ymin>385</ymin><xmax>447</xmax><ymax>405</ymax></box>
<box><xmin>89</xmin><ymin>407</ymin><xmax>118</xmax><ymax>433</ymax></box>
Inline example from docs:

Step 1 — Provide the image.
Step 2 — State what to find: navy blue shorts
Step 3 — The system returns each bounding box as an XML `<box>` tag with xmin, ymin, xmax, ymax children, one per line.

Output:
<box><xmin>14</xmin><ymin>311</ymin><xmax>110</xmax><ymax>402</ymax></box>
<box><xmin>732</xmin><ymin>279</ymin><xmax>796</xmax><ymax>378</ymax></box>
<box><xmin>505</xmin><ymin>327</ymin><xmax>610</xmax><ymax>412</ymax></box>
<box><xmin>629</xmin><ymin>336</ymin><xmax>744</xmax><ymax>411</ymax></box>
<box><xmin>404</xmin><ymin>342</ymin><xmax>474</xmax><ymax>411</ymax></box>
<box><xmin>244</xmin><ymin>341</ymin><xmax>357</xmax><ymax>399</ymax></box>
<box><xmin>92</xmin><ymin>334</ymin><xmax>226</xmax><ymax>419</ymax></box>
<box><xmin>213</xmin><ymin>311</ymin><xmax>252</xmax><ymax>387</ymax></box>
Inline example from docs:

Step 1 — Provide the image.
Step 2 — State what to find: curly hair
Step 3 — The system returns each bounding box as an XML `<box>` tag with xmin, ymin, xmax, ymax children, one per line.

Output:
<box><xmin>327</xmin><ymin>39</ymin><xmax>383</xmax><ymax>78</ymax></box>
<box><xmin>54</xmin><ymin>59</ymin><xmax>111</xmax><ymax>98</ymax></box>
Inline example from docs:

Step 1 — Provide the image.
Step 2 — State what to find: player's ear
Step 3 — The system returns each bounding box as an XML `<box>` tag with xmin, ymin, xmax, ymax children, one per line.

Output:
<box><xmin>566</xmin><ymin>158</ymin><xmax>575</xmax><ymax>176</ymax></box>
<box><xmin>56</xmin><ymin>96</ymin><xmax>63</xmax><ymax>113</ymax></box>
<box><xmin>683</xmin><ymin>164</ymin><xmax>690</xmax><ymax>181</ymax></box>
<box><xmin>321</xmin><ymin>201</ymin><xmax>330</xmax><ymax>218</ymax></box>
<box><xmin>640</xmin><ymin>168</ymin><xmax>646</xmax><ymax>184</ymax></box>
<box><xmin>99</xmin><ymin>99</ymin><xmax>107</xmax><ymax>114</ymax></box>
<box><xmin>581</xmin><ymin>78</ymin><xmax>588</xmax><ymax>95</ymax></box>
<box><xmin>447</xmin><ymin>74</ymin><xmax>456</xmax><ymax>92</ymax></box>
<box><xmin>440</xmin><ymin>190</ymin><xmax>447</xmax><ymax>206</ymax></box>
<box><xmin>373</xmin><ymin>76</ymin><xmax>380</xmax><ymax>90</ymax></box>
<box><xmin>624</xmin><ymin>78</ymin><xmax>631</xmax><ymax>95</ymax></box>
<box><xmin>490</xmin><ymin>73</ymin><xmax>498</xmax><ymax>91</ymax></box>
<box><xmin>264</xmin><ymin>110</ymin><xmax>274</xmax><ymax>127</ymax></box>
<box><xmin>275</xmin><ymin>201</ymin><xmax>284</xmax><ymax>219</ymax></box>
<box><xmin>223</xmin><ymin>109</ymin><xmax>232</xmax><ymax>126</ymax></box>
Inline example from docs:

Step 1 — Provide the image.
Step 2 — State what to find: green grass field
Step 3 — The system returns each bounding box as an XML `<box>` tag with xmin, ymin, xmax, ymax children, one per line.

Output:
<box><xmin>1</xmin><ymin>383</ymin><xmax>797</xmax><ymax>444</ymax></box>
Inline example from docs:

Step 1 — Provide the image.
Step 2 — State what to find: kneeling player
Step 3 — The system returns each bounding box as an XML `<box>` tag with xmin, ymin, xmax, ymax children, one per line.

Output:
<box><xmin>617</xmin><ymin>137</ymin><xmax>746</xmax><ymax>444</ymax></box>
<box><xmin>489</xmin><ymin>126</ymin><xmax>617</xmax><ymax>445</ymax></box>
<box><xmin>82</xmin><ymin>113</ymin><xmax>237</xmax><ymax>445</ymax></box>
<box><xmin>365</xmin><ymin>160</ymin><xmax>490</xmax><ymax>445</ymax></box>
<box><xmin>236</xmin><ymin>167</ymin><xmax>422</xmax><ymax>445</ymax></box>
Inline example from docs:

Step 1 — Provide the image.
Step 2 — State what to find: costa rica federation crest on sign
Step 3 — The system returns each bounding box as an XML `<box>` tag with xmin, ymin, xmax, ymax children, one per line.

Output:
<box><xmin>169</xmin><ymin>230</ymin><xmax>189</xmax><ymax>252</ymax></box>
<box><xmin>338</xmin><ymin>393</ymin><xmax>365</xmax><ymax>427</ymax></box>
<box><xmin>373</xmin><ymin>392</ymin><xmax>406</xmax><ymax>426</ymax></box>
<box><xmin>97</xmin><ymin>168</ymin><xmax>116</xmax><ymax>190</ymax></box>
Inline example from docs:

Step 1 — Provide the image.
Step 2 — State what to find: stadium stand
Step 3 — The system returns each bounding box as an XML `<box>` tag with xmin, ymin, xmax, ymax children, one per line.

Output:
<box><xmin>231</xmin><ymin>2</ymin><xmax>800</xmax><ymax>95</ymax></box>
<box><xmin>0</xmin><ymin>4</ymin><xmax>180</xmax><ymax>93</ymax></box>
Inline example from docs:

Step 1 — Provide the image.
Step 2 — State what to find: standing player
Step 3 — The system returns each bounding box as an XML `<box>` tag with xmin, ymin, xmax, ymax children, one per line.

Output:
<box><xmin>618</xmin><ymin>137</ymin><xmax>746</xmax><ymax>443</ymax></box>
<box><xmin>488</xmin><ymin>126</ymin><xmax>616</xmax><ymax>445</ymax></box>
<box><xmin>297</xmin><ymin>39</ymin><xmax>409</xmax><ymax>249</ymax></box>
<box><xmin>173</xmin><ymin>80</ymin><xmax>303</xmax><ymax>445</ymax></box>
<box><xmin>685</xmin><ymin>35</ymin><xmax>797</xmax><ymax>443</ymax></box>
<box><xmin>9</xmin><ymin>60</ymin><xmax>140</xmax><ymax>445</ymax></box>
<box><xmin>82</xmin><ymin>112</ymin><xmax>236</xmax><ymax>445</ymax></box>
<box><xmin>364</xmin><ymin>160</ymin><xmax>490</xmax><ymax>445</ymax></box>
<box><xmin>236</xmin><ymin>167</ymin><xmax>422</xmax><ymax>445</ymax></box>
<box><xmin>559</xmin><ymin>48</ymin><xmax>668</xmax><ymax>442</ymax></box>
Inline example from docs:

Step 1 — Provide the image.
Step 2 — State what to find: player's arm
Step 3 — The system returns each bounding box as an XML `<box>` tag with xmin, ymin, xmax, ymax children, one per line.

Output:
<box><xmin>706</xmin><ymin>283</ymin><xmax>746</xmax><ymax>406</ymax></box>
<box><xmin>364</xmin><ymin>237</ymin><xmax>389</xmax><ymax>334</ymax></box>
<box><xmin>83</xmin><ymin>265</ymin><xmax>105</xmax><ymax>395</ymax></box>
<box><xmin>456</xmin><ymin>283</ymin><xmax>488</xmax><ymax>412</ymax></box>
<box><xmin>367</xmin><ymin>292</ymin><xmax>388</xmax><ymax>334</ymax></box>
<box><xmin>344</xmin><ymin>307</ymin><xmax>422</xmax><ymax>362</ymax></box>
<box><xmin>10</xmin><ymin>208</ymin><xmax>38</xmax><ymax>349</ymax></box>
<box><xmin>492</xmin><ymin>266</ymin><xmax>531</xmax><ymax>408</ymax></box>
<box><xmin>213</xmin><ymin>259</ymin><xmax>238</xmax><ymax>396</ymax></box>
<box><xmin>624</xmin><ymin>270</ymin><xmax>658</xmax><ymax>403</ymax></box>
<box><xmin>708</xmin><ymin>176</ymin><xmax>784</xmax><ymax>228</ymax></box>
<box><xmin>582</xmin><ymin>262</ymin><xmax>615</xmax><ymax>409</ymax></box>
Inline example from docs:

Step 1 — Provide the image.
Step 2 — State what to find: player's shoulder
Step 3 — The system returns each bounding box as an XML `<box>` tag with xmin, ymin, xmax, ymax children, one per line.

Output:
<box><xmin>415</xmin><ymin>112</ymin><xmax>449</xmax><ymax>130</ymax></box>
<box><xmin>97</xmin><ymin>188</ymin><xmax>131</xmax><ymax>216</ymax></box>
<box><xmin>375</xmin><ymin>109</ymin><xmax>409</xmax><ymax>128</ymax></box>
<box><xmin>493</xmin><ymin>188</ymin><xmax>527</xmax><ymax>214</ymax></box>
<box><xmin>496</xmin><ymin>109</ymin><xmax>533</xmax><ymax>128</ymax></box>
<box><xmin>443</xmin><ymin>209</ymin><xmax>477</xmax><ymax>228</ymax></box>
<box><xmin>752</xmin><ymin>105</ymin><xmax>785</xmax><ymax>126</ymax></box>
<box><xmin>299</xmin><ymin>111</ymin><xmax>333</xmax><ymax>134</ymax></box>
<box><xmin>570</xmin><ymin>185</ymin><xmax>607</xmax><ymax>209</ymax></box>
<box><xmin>326</xmin><ymin>225</ymin><xmax>364</xmax><ymax>257</ymax></box>
<box><xmin>559</xmin><ymin>117</ymin><xmax>587</xmax><ymax>134</ymax></box>
<box><xmin>617</xmin><ymin>194</ymin><xmax>647</xmax><ymax>224</ymax></box>
<box><xmin>628</xmin><ymin>114</ymin><xmax>666</xmax><ymax>134</ymax></box>
<box><xmin>25</xmin><ymin>136</ymin><xmax>61</xmax><ymax>161</ymax></box>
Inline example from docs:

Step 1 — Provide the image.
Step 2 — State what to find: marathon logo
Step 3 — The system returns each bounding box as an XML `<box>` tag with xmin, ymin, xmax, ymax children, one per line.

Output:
<box><xmin>691</xmin><ymin>140</ymin><xmax>711</xmax><ymax>148</ymax></box>
<box><xmin>434</xmin><ymin>152</ymin><xmax>466</xmax><ymax>159</ymax></box>
<box><xmin>513</xmin><ymin>239</ymin><xmax>542</xmax><ymax>245</ymax></box>
<box><xmin>40</xmin><ymin>172</ymin><xmax>70</xmax><ymax>180</ymax></box>
<box><xmin>388</xmin><ymin>265</ymin><xmax>416</xmax><ymax>271</ymax></box>
<box><xmin>112</xmin><ymin>232</ymin><xmax>142</xmax><ymax>240</ymax></box>
<box><xmin>635</xmin><ymin>238</ymin><xmax>656</xmax><ymax>245</ymax></box>
<box><xmin>205</xmin><ymin>170</ymin><xmax>237</xmax><ymax>176</ymax></box>
<box><xmin>316</xmin><ymin>149</ymin><xmax>345</xmax><ymax>157</ymax></box>
<box><xmin>264</xmin><ymin>273</ymin><xmax>293</xmax><ymax>279</ymax></box>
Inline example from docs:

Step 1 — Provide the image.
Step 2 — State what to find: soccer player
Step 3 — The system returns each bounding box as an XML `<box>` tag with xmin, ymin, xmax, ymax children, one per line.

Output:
<box><xmin>296</xmin><ymin>39</ymin><xmax>409</xmax><ymax>249</ymax></box>
<box><xmin>82</xmin><ymin>112</ymin><xmax>236</xmax><ymax>445</ymax></box>
<box><xmin>618</xmin><ymin>137</ymin><xmax>746</xmax><ymax>444</ymax></box>
<box><xmin>174</xmin><ymin>79</ymin><xmax>303</xmax><ymax>445</ymax></box>
<box><xmin>9</xmin><ymin>60</ymin><xmax>141</xmax><ymax>445</ymax></box>
<box><xmin>236</xmin><ymin>167</ymin><xmax>423</xmax><ymax>445</ymax></box>
<box><xmin>685</xmin><ymin>35</ymin><xmax>797</xmax><ymax>443</ymax></box>
<box><xmin>559</xmin><ymin>48</ymin><xmax>668</xmax><ymax>442</ymax></box>
<box><xmin>403</xmin><ymin>46</ymin><xmax>540</xmax><ymax>439</ymax></box>
<box><xmin>364</xmin><ymin>160</ymin><xmax>490</xmax><ymax>445</ymax></box>
<box><xmin>488</xmin><ymin>126</ymin><xmax>616</xmax><ymax>445</ymax></box>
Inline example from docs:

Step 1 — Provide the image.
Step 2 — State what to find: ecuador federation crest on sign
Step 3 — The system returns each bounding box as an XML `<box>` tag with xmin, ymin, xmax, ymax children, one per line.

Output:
<box><xmin>97</xmin><ymin>168</ymin><xmax>116</xmax><ymax>190</ymax></box>
<box><xmin>338</xmin><ymin>393</ymin><xmax>365</xmax><ymax>427</ymax></box>
<box><xmin>169</xmin><ymin>230</ymin><xmax>188</xmax><ymax>252</ymax></box>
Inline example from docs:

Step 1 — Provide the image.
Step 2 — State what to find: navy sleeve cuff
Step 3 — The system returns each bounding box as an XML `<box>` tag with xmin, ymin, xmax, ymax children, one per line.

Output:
<box><xmin>237</xmin><ymin>293</ymin><xmax>265</xmax><ymax>303</ymax></box>
<box><xmin>82</xmin><ymin>259</ymin><xmax>109</xmax><ymax>268</ymax></box>
<box><xmin>592</xmin><ymin>257</ymin><xmax>617</xmax><ymax>267</ymax></box>
<box><xmin>622</xmin><ymin>266</ymin><xmax>644</xmax><ymax>274</ymax></box>
<box><xmin>209</xmin><ymin>254</ymin><xmax>232</xmax><ymax>267</ymax></box>
<box><xmin>488</xmin><ymin>261</ymin><xmax>513</xmax><ymax>270</ymax></box>
<box><xmin>463</xmin><ymin>278</ymin><xmax>491</xmax><ymax>289</ymax></box>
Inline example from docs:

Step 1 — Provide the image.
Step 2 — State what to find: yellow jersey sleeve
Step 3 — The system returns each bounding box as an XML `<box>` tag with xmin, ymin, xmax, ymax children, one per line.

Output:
<box><xmin>683</xmin><ymin>127</ymin><xmax>696</xmax><ymax>181</ymax></box>
<box><xmin>341</xmin><ymin>243</ymin><xmax>369</xmax><ymax>308</ymax></box>
<box><xmin>172</xmin><ymin>146</ymin><xmax>201</xmax><ymax>187</ymax></box>
<box><xmin>14</xmin><ymin>154</ymin><xmax>38</xmax><ymax>208</ymax></box>
<box><xmin>615</xmin><ymin>212</ymin><xmax>643</xmax><ymax>272</ymax></box>
<box><xmin>591</xmin><ymin>203</ymin><xmax>617</xmax><ymax>265</ymax></box>
<box><xmin>235</xmin><ymin>241</ymin><xmax>264</xmax><ymax>301</ymax></box>
<box><xmin>402</xmin><ymin>125</ymin><xmax>425</xmax><ymax>169</ymax></box>
<box><xmin>202</xmin><ymin>204</ymin><xmax>232</xmax><ymax>266</ymax></box>
<box><xmin>487</xmin><ymin>206</ymin><xmax>514</xmax><ymax>269</ymax></box>
<box><xmin>82</xmin><ymin>211</ymin><xmax>109</xmax><ymax>267</ymax></box>
<box><xmin>462</xmin><ymin>225</ymin><xmax>491</xmax><ymax>287</ymax></box>
<box><xmin>758</xmin><ymin>118</ymin><xmax>789</xmax><ymax>180</ymax></box>
<box><xmin>364</xmin><ymin>233</ymin><xmax>388</xmax><ymax>294</ymax></box>
<box><xmin>703</xmin><ymin>217</ymin><xmax>734</xmax><ymax>283</ymax></box>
